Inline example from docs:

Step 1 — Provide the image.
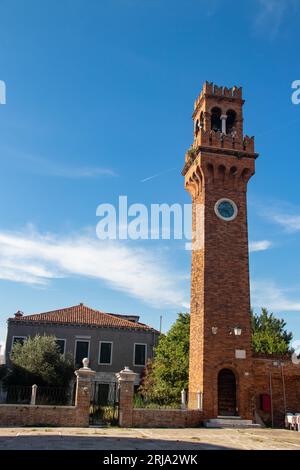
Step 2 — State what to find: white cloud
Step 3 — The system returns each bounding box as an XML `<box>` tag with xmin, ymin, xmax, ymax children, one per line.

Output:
<box><xmin>270</xmin><ymin>213</ymin><xmax>300</xmax><ymax>232</ymax></box>
<box><xmin>251</xmin><ymin>279</ymin><xmax>300</xmax><ymax>312</ymax></box>
<box><xmin>254</xmin><ymin>0</ymin><xmax>298</xmax><ymax>38</ymax></box>
<box><xmin>0</xmin><ymin>228</ymin><xmax>188</xmax><ymax>309</ymax></box>
<box><xmin>249</xmin><ymin>240</ymin><xmax>272</xmax><ymax>252</ymax></box>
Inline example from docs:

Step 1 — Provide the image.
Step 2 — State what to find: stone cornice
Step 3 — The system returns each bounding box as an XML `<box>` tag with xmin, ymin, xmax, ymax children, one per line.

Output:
<box><xmin>182</xmin><ymin>147</ymin><xmax>259</xmax><ymax>176</ymax></box>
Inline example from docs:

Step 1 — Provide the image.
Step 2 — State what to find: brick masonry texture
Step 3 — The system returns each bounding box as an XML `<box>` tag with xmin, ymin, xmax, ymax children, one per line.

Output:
<box><xmin>116</xmin><ymin>369</ymin><xmax>204</xmax><ymax>428</ymax></box>
<box><xmin>132</xmin><ymin>409</ymin><xmax>203</xmax><ymax>428</ymax></box>
<box><xmin>0</xmin><ymin>404</ymin><xmax>88</xmax><ymax>427</ymax></box>
<box><xmin>186</xmin><ymin>152</ymin><xmax>255</xmax><ymax>417</ymax></box>
<box><xmin>253</xmin><ymin>357</ymin><xmax>300</xmax><ymax>427</ymax></box>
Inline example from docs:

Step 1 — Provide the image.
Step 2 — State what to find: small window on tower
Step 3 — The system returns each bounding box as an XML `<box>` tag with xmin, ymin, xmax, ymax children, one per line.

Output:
<box><xmin>211</xmin><ymin>107</ymin><xmax>222</xmax><ymax>132</ymax></box>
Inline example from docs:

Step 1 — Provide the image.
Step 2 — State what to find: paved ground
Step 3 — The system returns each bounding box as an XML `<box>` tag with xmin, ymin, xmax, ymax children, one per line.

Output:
<box><xmin>0</xmin><ymin>426</ymin><xmax>299</xmax><ymax>450</ymax></box>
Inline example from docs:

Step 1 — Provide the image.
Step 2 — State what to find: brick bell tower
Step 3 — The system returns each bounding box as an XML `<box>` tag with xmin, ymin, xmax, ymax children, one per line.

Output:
<box><xmin>182</xmin><ymin>82</ymin><xmax>259</xmax><ymax>420</ymax></box>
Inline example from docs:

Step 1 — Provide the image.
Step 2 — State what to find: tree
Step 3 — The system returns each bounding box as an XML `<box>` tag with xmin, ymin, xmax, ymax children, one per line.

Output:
<box><xmin>4</xmin><ymin>335</ymin><xmax>74</xmax><ymax>387</ymax></box>
<box><xmin>251</xmin><ymin>308</ymin><xmax>293</xmax><ymax>355</ymax></box>
<box><xmin>139</xmin><ymin>313</ymin><xmax>190</xmax><ymax>404</ymax></box>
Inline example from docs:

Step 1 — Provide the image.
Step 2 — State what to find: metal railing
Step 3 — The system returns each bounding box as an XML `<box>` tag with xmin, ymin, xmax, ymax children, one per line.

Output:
<box><xmin>0</xmin><ymin>384</ymin><xmax>73</xmax><ymax>406</ymax></box>
<box><xmin>133</xmin><ymin>394</ymin><xmax>181</xmax><ymax>409</ymax></box>
<box><xmin>90</xmin><ymin>381</ymin><xmax>119</xmax><ymax>425</ymax></box>
<box><xmin>36</xmin><ymin>386</ymin><xmax>73</xmax><ymax>406</ymax></box>
<box><xmin>5</xmin><ymin>385</ymin><xmax>32</xmax><ymax>404</ymax></box>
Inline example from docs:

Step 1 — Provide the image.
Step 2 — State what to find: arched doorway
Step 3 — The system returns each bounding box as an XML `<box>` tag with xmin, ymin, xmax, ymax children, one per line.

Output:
<box><xmin>218</xmin><ymin>369</ymin><xmax>237</xmax><ymax>416</ymax></box>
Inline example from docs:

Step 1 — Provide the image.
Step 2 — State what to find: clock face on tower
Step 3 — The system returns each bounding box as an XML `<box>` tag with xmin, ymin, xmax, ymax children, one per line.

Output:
<box><xmin>214</xmin><ymin>198</ymin><xmax>238</xmax><ymax>221</ymax></box>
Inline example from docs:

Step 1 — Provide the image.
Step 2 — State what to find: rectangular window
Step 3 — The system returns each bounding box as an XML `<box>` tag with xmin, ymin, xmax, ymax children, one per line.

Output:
<box><xmin>11</xmin><ymin>336</ymin><xmax>26</xmax><ymax>351</ymax></box>
<box><xmin>99</xmin><ymin>342</ymin><xmax>113</xmax><ymax>365</ymax></box>
<box><xmin>134</xmin><ymin>343</ymin><xmax>147</xmax><ymax>366</ymax></box>
<box><xmin>55</xmin><ymin>339</ymin><xmax>66</xmax><ymax>355</ymax></box>
<box><xmin>75</xmin><ymin>340</ymin><xmax>89</xmax><ymax>367</ymax></box>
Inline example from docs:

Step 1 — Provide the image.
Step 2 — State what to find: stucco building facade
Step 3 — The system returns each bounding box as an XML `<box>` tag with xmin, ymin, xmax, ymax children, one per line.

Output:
<box><xmin>5</xmin><ymin>303</ymin><xmax>159</xmax><ymax>386</ymax></box>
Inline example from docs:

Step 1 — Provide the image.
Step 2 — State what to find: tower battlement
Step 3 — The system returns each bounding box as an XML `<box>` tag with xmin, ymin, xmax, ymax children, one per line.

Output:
<box><xmin>194</xmin><ymin>81</ymin><xmax>243</xmax><ymax>111</ymax></box>
<box><xmin>191</xmin><ymin>129</ymin><xmax>255</xmax><ymax>153</ymax></box>
<box><xmin>191</xmin><ymin>81</ymin><xmax>249</xmax><ymax>147</ymax></box>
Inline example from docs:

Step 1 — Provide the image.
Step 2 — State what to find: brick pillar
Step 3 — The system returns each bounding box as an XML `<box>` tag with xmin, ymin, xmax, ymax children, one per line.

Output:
<box><xmin>116</xmin><ymin>366</ymin><xmax>137</xmax><ymax>427</ymax></box>
<box><xmin>74</xmin><ymin>358</ymin><xmax>96</xmax><ymax>426</ymax></box>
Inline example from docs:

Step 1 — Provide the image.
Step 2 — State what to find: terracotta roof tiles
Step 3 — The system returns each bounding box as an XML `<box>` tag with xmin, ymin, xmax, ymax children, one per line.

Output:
<box><xmin>9</xmin><ymin>304</ymin><xmax>156</xmax><ymax>332</ymax></box>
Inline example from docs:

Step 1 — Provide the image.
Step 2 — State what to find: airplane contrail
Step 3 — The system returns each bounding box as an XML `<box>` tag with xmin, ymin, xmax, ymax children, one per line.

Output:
<box><xmin>140</xmin><ymin>167</ymin><xmax>178</xmax><ymax>183</ymax></box>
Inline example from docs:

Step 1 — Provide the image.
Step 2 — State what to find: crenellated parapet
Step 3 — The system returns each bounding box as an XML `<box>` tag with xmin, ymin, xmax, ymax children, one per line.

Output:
<box><xmin>193</xmin><ymin>129</ymin><xmax>255</xmax><ymax>152</ymax></box>
<box><xmin>194</xmin><ymin>81</ymin><xmax>243</xmax><ymax>112</ymax></box>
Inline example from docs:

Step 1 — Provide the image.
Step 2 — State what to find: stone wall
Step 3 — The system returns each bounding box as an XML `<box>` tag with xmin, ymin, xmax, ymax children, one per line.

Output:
<box><xmin>0</xmin><ymin>361</ymin><xmax>95</xmax><ymax>427</ymax></box>
<box><xmin>117</xmin><ymin>367</ymin><xmax>203</xmax><ymax>428</ymax></box>
<box><xmin>117</xmin><ymin>362</ymin><xmax>300</xmax><ymax>429</ymax></box>
<box><xmin>132</xmin><ymin>409</ymin><xmax>203</xmax><ymax>428</ymax></box>
<box><xmin>0</xmin><ymin>404</ymin><xmax>87</xmax><ymax>427</ymax></box>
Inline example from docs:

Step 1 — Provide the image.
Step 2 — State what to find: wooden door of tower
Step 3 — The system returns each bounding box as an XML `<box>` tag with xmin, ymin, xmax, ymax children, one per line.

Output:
<box><xmin>218</xmin><ymin>369</ymin><xmax>237</xmax><ymax>416</ymax></box>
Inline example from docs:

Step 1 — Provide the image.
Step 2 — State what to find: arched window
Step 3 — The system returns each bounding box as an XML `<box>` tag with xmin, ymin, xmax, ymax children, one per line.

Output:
<box><xmin>211</xmin><ymin>107</ymin><xmax>222</xmax><ymax>132</ymax></box>
<box><xmin>226</xmin><ymin>110</ymin><xmax>237</xmax><ymax>135</ymax></box>
<box><xmin>195</xmin><ymin>119</ymin><xmax>200</xmax><ymax>136</ymax></box>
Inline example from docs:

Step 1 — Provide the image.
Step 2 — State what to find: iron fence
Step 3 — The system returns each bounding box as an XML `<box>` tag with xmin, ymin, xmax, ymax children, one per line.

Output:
<box><xmin>36</xmin><ymin>386</ymin><xmax>73</xmax><ymax>406</ymax></box>
<box><xmin>0</xmin><ymin>384</ymin><xmax>73</xmax><ymax>406</ymax></box>
<box><xmin>90</xmin><ymin>381</ymin><xmax>119</xmax><ymax>425</ymax></box>
<box><xmin>5</xmin><ymin>385</ymin><xmax>32</xmax><ymax>404</ymax></box>
<box><xmin>133</xmin><ymin>393</ymin><xmax>181</xmax><ymax>409</ymax></box>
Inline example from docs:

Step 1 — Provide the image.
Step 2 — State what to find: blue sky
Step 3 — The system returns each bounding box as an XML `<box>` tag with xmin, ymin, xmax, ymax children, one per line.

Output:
<box><xmin>0</xmin><ymin>0</ymin><xmax>300</xmax><ymax>349</ymax></box>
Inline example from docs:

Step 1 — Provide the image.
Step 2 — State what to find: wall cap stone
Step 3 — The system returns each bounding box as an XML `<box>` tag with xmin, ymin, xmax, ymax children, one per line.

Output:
<box><xmin>74</xmin><ymin>367</ymin><xmax>96</xmax><ymax>380</ymax></box>
<box><xmin>116</xmin><ymin>366</ymin><xmax>137</xmax><ymax>382</ymax></box>
<box><xmin>0</xmin><ymin>404</ymin><xmax>76</xmax><ymax>410</ymax></box>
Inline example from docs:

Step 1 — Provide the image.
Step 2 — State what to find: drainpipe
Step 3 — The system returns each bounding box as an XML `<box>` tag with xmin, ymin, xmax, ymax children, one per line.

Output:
<box><xmin>280</xmin><ymin>362</ymin><xmax>287</xmax><ymax>417</ymax></box>
<box><xmin>269</xmin><ymin>369</ymin><xmax>274</xmax><ymax>428</ymax></box>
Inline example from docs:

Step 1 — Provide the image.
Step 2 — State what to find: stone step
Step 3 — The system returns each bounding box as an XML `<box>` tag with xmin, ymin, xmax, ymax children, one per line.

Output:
<box><xmin>204</xmin><ymin>417</ymin><xmax>261</xmax><ymax>429</ymax></box>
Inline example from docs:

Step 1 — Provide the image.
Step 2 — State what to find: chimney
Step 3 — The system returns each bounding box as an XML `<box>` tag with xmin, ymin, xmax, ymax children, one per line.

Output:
<box><xmin>14</xmin><ymin>310</ymin><xmax>23</xmax><ymax>319</ymax></box>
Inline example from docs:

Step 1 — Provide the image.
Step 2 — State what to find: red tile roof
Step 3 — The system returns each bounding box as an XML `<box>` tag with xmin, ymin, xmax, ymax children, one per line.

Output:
<box><xmin>9</xmin><ymin>304</ymin><xmax>156</xmax><ymax>332</ymax></box>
